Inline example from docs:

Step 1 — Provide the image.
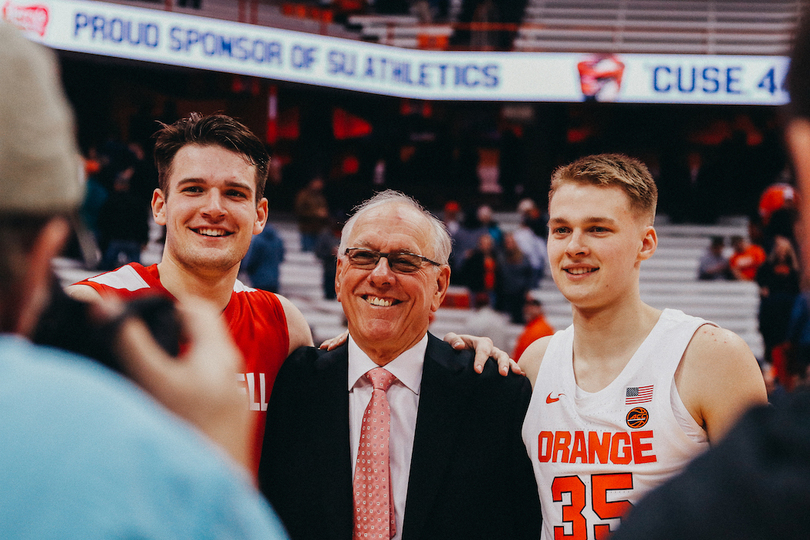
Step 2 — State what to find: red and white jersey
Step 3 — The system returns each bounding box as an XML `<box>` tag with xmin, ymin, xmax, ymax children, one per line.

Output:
<box><xmin>522</xmin><ymin>309</ymin><xmax>711</xmax><ymax>540</ymax></box>
<box><xmin>75</xmin><ymin>263</ymin><xmax>290</xmax><ymax>475</ymax></box>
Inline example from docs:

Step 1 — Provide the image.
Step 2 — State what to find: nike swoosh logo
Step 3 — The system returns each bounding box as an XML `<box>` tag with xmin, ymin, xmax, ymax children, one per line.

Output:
<box><xmin>546</xmin><ymin>392</ymin><xmax>564</xmax><ymax>404</ymax></box>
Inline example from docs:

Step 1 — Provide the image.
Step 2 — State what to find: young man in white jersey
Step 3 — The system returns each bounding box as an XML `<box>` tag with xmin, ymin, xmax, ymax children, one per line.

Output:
<box><xmin>518</xmin><ymin>153</ymin><xmax>768</xmax><ymax>540</ymax></box>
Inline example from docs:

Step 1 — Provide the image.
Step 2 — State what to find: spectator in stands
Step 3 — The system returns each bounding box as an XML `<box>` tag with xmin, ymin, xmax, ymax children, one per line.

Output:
<box><xmin>471</xmin><ymin>0</ymin><xmax>500</xmax><ymax>50</ymax></box>
<box><xmin>783</xmin><ymin>0</ymin><xmax>810</xmax><ymax>384</ymax></box>
<box><xmin>760</xmin><ymin>180</ymin><xmax>798</xmax><ymax>254</ymax></box>
<box><xmin>697</xmin><ymin>236</ymin><xmax>731</xmax><ymax>280</ymax></box>
<box><xmin>242</xmin><ymin>222</ymin><xmax>286</xmax><ymax>293</ymax></box>
<box><xmin>512</xmin><ymin>294</ymin><xmax>554</xmax><ymax>360</ymax></box>
<box><xmin>476</xmin><ymin>204</ymin><xmax>504</xmax><ymax>247</ymax></box>
<box><xmin>517</xmin><ymin>197</ymin><xmax>547</xmax><ymax>237</ymax></box>
<box><xmin>759</xmin><ymin>181</ymin><xmax>796</xmax><ymax>230</ymax></box>
<box><xmin>512</xmin><ymin>209</ymin><xmax>548</xmax><ymax>288</ymax></box>
<box><xmin>450</xmin><ymin>205</ymin><xmax>487</xmax><ymax>271</ymax></box>
<box><xmin>294</xmin><ymin>176</ymin><xmax>329</xmax><ymax>253</ymax></box>
<box><xmin>79</xmin><ymin>146</ymin><xmax>108</xmax><ymax>242</ymax></box>
<box><xmin>442</xmin><ymin>200</ymin><xmax>462</xmax><ymax>237</ymax></box>
<box><xmin>756</xmin><ymin>235</ymin><xmax>800</xmax><ymax>365</ymax></box>
<box><xmin>729</xmin><ymin>234</ymin><xmax>766</xmax><ymax>281</ymax></box>
<box><xmin>96</xmin><ymin>171</ymin><xmax>150</xmax><ymax>270</ymax></box>
<box><xmin>496</xmin><ymin>232</ymin><xmax>533</xmax><ymax>324</ymax></box>
<box><xmin>458</xmin><ymin>233</ymin><xmax>499</xmax><ymax>309</ymax></box>
<box><xmin>315</xmin><ymin>215</ymin><xmax>344</xmax><ymax>300</ymax></box>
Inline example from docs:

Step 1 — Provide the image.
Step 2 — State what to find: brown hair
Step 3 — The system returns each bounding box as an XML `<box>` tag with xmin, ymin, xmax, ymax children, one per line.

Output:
<box><xmin>549</xmin><ymin>153</ymin><xmax>658</xmax><ymax>223</ymax></box>
<box><xmin>152</xmin><ymin>113</ymin><xmax>269</xmax><ymax>204</ymax></box>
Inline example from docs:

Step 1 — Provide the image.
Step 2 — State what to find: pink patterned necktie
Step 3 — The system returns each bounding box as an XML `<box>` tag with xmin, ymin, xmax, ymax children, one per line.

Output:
<box><xmin>353</xmin><ymin>367</ymin><xmax>397</xmax><ymax>540</ymax></box>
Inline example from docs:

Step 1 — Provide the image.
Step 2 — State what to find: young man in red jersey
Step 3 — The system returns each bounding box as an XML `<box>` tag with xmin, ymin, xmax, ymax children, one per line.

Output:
<box><xmin>68</xmin><ymin>114</ymin><xmax>313</xmax><ymax>475</ymax></box>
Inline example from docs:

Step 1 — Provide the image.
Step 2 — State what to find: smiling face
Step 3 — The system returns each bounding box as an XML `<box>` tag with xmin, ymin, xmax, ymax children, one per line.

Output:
<box><xmin>547</xmin><ymin>182</ymin><xmax>656</xmax><ymax>313</ymax></box>
<box><xmin>335</xmin><ymin>202</ymin><xmax>450</xmax><ymax>364</ymax></box>
<box><xmin>152</xmin><ymin>144</ymin><xmax>268</xmax><ymax>278</ymax></box>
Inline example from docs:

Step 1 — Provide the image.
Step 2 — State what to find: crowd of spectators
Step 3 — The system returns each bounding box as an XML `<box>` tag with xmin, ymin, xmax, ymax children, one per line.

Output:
<box><xmin>692</xmin><ymin>180</ymin><xmax>809</xmax><ymax>395</ymax></box>
<box><xmin>78</xmin><ymin>141</ymin><xmax>155</xmax><ymax>269</ymax></box>
<box><xmin>446</xmin><ymin>200</ymin><xmax>546</xmax><ymax>325</ymax></box>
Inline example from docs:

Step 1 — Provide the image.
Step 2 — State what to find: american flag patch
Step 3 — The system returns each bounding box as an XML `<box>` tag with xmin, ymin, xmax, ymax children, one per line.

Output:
<box><xmin>626</xmin><ymin>385</ymin><xmax>654</xmax><ymax>405</ymax></box>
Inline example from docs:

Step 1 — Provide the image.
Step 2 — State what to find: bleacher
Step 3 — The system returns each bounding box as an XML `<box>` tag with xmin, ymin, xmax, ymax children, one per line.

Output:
<box><xmin>514</xmin><ymin>0</ymin><xmax>801</xmax><ymax>55</ymax></box>
<box><xmin>102</xmin><ymin>0</ymin><xmax>362</xmax><ymax>39</ymax></box>
<box><xmin>346</xmin><ymin>14</ymin><xmax>455</xmax><ymax>49</ymax></box>
<box><xmin>100</xmin><ymin>0</ymin><xmax>801</xmax><ymax>56</ymax></box>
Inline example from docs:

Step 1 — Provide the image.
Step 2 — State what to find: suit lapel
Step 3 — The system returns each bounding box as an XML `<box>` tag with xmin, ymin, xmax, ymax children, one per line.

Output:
<box><xmin>312</xmin><ymin>345</ymin><xmax>354</xmax><ymax>539</ymax></box>
<box><xmin>401</xmin><ymin>334</ymin><xmax>471</xmax><ymax>540</ymax></box>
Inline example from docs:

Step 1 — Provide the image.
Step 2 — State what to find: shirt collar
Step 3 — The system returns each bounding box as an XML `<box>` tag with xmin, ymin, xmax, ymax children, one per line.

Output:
<box><xmin>347</xmin><ymin>334</ymin><xmax>426</xmax><ymax>395</ymax></box>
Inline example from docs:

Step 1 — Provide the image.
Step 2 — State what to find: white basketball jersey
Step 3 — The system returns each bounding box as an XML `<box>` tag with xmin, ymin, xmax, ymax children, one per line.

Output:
<box><xmin>522</xmin><ymin>309</ymin><xmax>711</xmax><ymax>540</ymax></box>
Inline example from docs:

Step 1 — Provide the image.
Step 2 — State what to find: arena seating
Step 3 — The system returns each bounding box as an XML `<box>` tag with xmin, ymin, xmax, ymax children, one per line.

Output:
<box><xmin>514</xmin><ymin>0</ymin><xmax>800</xmax><ymax>55</ymax></box>
<box><xmin>105</xmin><ymin>0</ymin><xmax>362</xmax><ymax>39</ymax></box>
<box><xmin>102</xmin><ymin>0</ymin><xmax>800</xmax><ymax>55</ymax></box>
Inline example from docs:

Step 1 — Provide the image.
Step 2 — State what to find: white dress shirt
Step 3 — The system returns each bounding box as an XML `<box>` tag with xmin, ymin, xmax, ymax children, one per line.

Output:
<box><xmin>348</xmin><ymin>335</ymin><xmax>425</xmax><ymax>540</ymax></box>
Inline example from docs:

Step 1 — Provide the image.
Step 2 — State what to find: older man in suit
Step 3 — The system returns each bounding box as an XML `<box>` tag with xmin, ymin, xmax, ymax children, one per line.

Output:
<box><xmin>259</xmin><ymin>190</ymin><xmax>540</xmax><ymax>540</ymax></box>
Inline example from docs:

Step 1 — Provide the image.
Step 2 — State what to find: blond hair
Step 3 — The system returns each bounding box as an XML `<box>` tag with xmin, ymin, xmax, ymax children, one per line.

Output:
<box><xmin>550</xmin><ymin>154</ymin><xmax>658</xmax><ymax>223</ymax></box>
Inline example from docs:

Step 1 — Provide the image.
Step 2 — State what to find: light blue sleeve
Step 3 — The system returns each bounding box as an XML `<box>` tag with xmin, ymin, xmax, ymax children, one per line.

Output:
<box><xmin>0</xmin><ymin>336</ymin><xmax>289</xmax><ymax>540</ymax></box>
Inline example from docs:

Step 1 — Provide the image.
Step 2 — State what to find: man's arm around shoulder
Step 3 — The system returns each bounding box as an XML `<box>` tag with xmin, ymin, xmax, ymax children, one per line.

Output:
<box><xmin>676</xmin><ymin>325</ymin><xmax>768</xmax><ymax>443</ymax></box>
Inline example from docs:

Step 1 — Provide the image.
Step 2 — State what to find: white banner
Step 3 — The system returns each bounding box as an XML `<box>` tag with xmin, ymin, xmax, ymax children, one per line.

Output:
<box><xmin>2</xmin><ymin>0</ymin><xmax>790</xmax><ymax>105</ymax></box>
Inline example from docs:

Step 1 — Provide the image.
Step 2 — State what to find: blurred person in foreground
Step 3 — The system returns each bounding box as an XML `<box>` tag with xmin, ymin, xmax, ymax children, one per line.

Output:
<box><xmin>518</xmin><ymin>154</ymin><xmax>767</xmax><ymax>539</ymax></box>
<box><xmin>0</xmin><ymin>21</ymin><xmax>287</xmax><ymax>539</ymax></box>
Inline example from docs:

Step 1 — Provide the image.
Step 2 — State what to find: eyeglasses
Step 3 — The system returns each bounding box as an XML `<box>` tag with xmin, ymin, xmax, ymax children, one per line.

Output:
<box><xmin>343</xmin><ymin>247</ymin><xmax>441</xmax><ymax>274</ymax></box>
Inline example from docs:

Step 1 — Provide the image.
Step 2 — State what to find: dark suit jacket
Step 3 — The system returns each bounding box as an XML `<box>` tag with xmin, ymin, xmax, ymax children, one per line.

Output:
<box><xmin>259</xmin><ymin>333</ymin><xmax>541</xmax><ymax>540</ymax></box>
